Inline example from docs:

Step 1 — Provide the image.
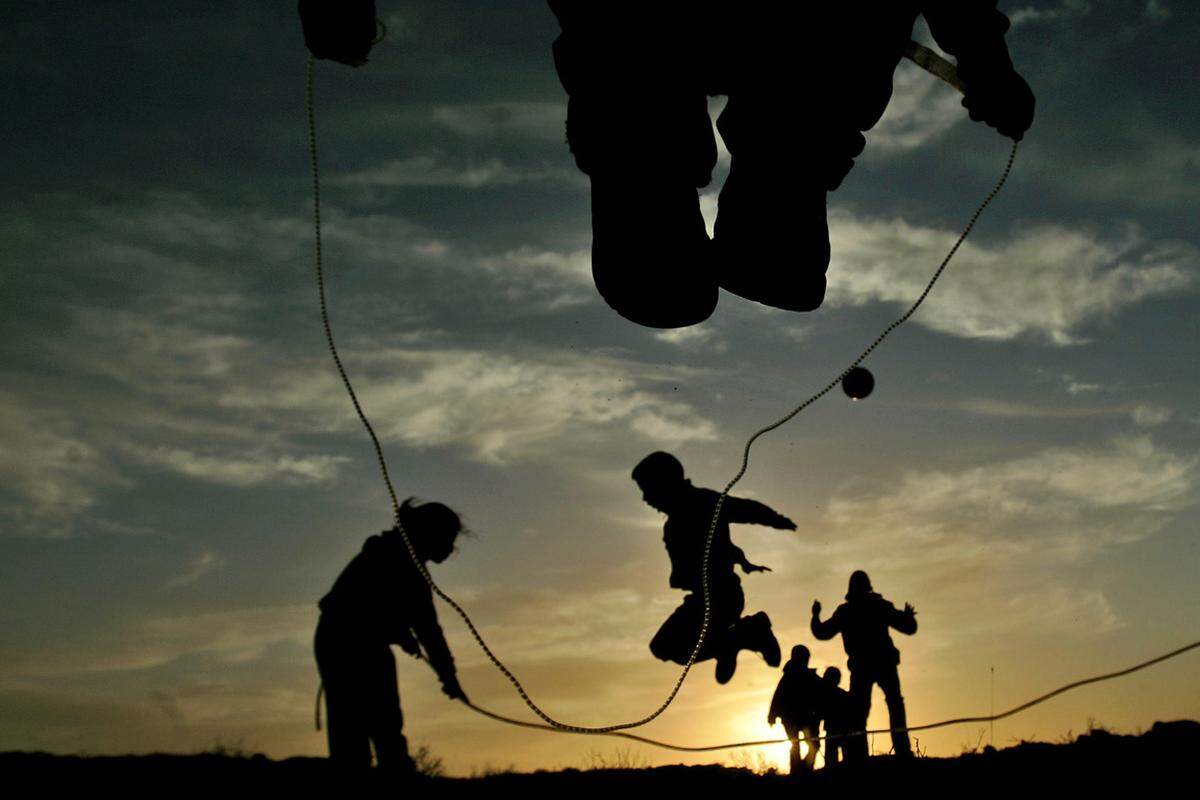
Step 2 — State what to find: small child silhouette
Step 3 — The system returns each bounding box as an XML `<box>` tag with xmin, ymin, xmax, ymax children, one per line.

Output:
<box><xmin>819</xmin><ymin>666</ymin><xmax>856</xmax><ymax>766</ymax></box>
<box><xmin>769</xmin><ymin>645</ymin><xmax>825</xmax><ymax>774</ymax></box>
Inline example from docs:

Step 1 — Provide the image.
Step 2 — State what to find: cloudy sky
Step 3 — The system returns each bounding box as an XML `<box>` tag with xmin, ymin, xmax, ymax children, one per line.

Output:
<box><xmin>2</xmin><ymin>0</ymin><xmax>1198</xmax><ymax>774</ymax></box>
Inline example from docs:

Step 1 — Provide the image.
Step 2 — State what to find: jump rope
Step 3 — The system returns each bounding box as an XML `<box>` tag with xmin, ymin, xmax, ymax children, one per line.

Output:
<box><xmin>306</xmin><ymin>40</ymin><xmax>1199</xmax><ymax>749</ymax></box>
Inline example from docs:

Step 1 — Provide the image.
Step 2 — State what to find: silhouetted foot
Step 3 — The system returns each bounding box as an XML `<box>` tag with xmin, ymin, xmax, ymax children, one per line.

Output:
<box><xmin>744</xmin><ymin>611</ymin><xmax>781</xmax><ymax>667</ymax></box>
<box><xmin>590</xmin><ymin>176</ymin><xmax>718</xmax><ymax>328</ymax></box>
<box><xmin>711</xmin><ymin>92</ymin><xmax>832</xmax><ymax>313</ymax></box>
<box><xmin>712</xmin><ymin>167</ymin><xmax>829</xmax><ymax>313</ymax></box>
<box><xmin>715</xmin><ymin>649</ymin><xmax>738</xmax><ymax>684</ymax></box>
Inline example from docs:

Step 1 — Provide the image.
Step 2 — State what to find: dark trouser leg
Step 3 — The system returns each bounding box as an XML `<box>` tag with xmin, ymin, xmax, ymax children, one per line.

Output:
<box><xmin>364</xmin><ymin>645</ymin><xmax>413</xmax><ymax>772</ymax></box>
<box><xmin>876</xmin><ymin>663</ymin><xmax>912</xmax><ymax>757</ymax></box>
<box><xmin>847</xmin><ymin>669</ymin><xmax>874</xmax><ymax>763</ymax></box>
<box><xmin>650</xmin><ymin>581</ymin><xmax>744</xmax><ymax>665</ymax></box>
<box><xmin>825</xmin><ymin>729</ymin><xmax>843</xmax><ymax>766</ymax></box>
<box><xmin>802</xmin><ymin>724</ymin><xmax>820</xmax><ymax>770</ymax></box>
<box><xmin>650</xmin><ymin>593</ymin><xmax>704</xmax><ymax>665</ymax></box>
<box><xmin>324</xmin><ymin>688</ymin><xmax>372</xmax><ymax>770</ymax></box>
<box><xmin>548</xmin><ymin>2</ymin><xmax>718</xmax><ymax>185</ymax></box>
<box><xmin>547</xmin><ymin>3</ymin><xmax>720</xmax><ymax>328</ymax></box>
<box><xmin>785</xmin><ymin>725</ymin><xmax>804</xmax><ymax>776</ymax></box>
<box><xmin>315</xmin><ymin>619</ymin><xmax>371</xmax><ymax>770</ymax></box>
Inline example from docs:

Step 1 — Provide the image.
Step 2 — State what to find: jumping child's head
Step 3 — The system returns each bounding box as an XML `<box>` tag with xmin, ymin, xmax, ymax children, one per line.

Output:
<box><xmin>632</xmin><ymin>451</ymin><xmax>687</xmax><ymax>513</ymax></box>
<box><xmin>398</xmin><ymin>498</ymin><xmax>464</xmax><ymax>564</ymax></box>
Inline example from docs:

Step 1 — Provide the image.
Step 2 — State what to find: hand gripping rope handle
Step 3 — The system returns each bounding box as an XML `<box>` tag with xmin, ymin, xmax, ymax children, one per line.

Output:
<box><xmin>307</xmin><ymin>43</ymin><xmax>1010</xmax><ymax>734</ymax></box>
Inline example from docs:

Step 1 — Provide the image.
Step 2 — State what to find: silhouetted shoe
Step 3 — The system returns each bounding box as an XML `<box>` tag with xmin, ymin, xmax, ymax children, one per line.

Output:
<box><xmin>590</xmin><ymin>176</ymin><xmax>719</xmax><ymax>328</ymax></box>
<box><xmin>715</xmin><ymin>648</ymin><xmax>738</xmax><ymax>684</ymax></box>
<box><xmin>712</xmin><ymin>166</ymin><xmax>829</xmax><ymax>313</ymax></box>
<box><xmin>744</xmin><ymin>611</ymin><xmax>781</xmax><ymax>667</ymax></box>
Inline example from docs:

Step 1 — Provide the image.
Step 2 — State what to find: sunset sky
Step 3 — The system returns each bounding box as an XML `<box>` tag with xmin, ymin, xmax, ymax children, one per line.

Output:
<box><xmin>2</xmin><ymin>0</ymin><xmax>1198</xmax><ymax>775</ymax></box>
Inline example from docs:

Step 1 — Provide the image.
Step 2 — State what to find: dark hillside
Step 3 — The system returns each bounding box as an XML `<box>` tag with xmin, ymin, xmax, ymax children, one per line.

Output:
<box><xmin>4</xmin><ymin>720</ymin><xmax>1195</xmax><ymax>795</ymax></box>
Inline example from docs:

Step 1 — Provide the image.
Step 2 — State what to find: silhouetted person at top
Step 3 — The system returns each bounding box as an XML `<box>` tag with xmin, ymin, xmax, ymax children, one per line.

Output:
<box><xmin>314</xmin><ymin>499</ymin><xmax>467</xmax><ymax>773</ymax></box>
<box><xmin>768</xmin><ymin>644</ymin><xmax>824</xmax><ymax>775</ymax></box>
<box><xmin>633</xmin><ymin>451</ymin><xmax>797</xmax><ymax>683</ymax></box>
<box><xmin>819</xmin><ymin>666</ymin><xmax>856</xmax><ymax>766</ymax></box>
<box><xmin>811</xmin><ymin>570</ymin><xmax>918</xmax><ymax>761</ymax></box>
<box><xmin>548</xmin><ymin>1</ymin><xmax>1036</xmax><ymax>328</ymax></box>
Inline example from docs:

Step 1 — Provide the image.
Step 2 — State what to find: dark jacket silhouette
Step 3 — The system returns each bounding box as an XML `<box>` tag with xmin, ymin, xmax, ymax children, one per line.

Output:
<box><xmin>811</xmin><ymin>570</ymin><xmax>918</xmax><ymax>760</ymax></box>
<box><xmin>314</xmin><ymin>502</ymin><xmax>465</xmax><ymax>772</ymax></box>
<box><xmin>769</xmin><ymin>645</ymin><xmax>824</xmax><ymax>774</ymax></box>
<box><xmin>548</xmin><ymin>1</ymin><xmax>1035</xmax><ymax>327</ymax></box>
<box><xmin>634</xmin><ymin>451</ymin><xmax>795</xmax><ymax>683</ymax></box>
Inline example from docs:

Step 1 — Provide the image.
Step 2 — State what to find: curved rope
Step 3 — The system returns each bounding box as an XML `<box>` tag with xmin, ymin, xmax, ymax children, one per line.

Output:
<box><xmin>308</xmin><ymin>53</ymin><xmax>1019</xmax><ymax>732</ymax></box>
<box><xmin>459</xmin><ymin>637</ymin><xmax>1200</xmax><ymax>752</ymax></box>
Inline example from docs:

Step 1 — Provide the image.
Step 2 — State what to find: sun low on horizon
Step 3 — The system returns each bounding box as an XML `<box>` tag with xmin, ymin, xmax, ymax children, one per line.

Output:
<box><xmin>2</xmin><ymin>0</ymin><xmax>1199</xmax><ymax>778</ymax></box>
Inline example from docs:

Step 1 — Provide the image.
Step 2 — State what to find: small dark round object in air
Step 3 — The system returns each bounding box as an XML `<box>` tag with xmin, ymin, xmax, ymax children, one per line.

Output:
<box><xmin>842</xmin><ymin>367</ymin><xmax>875</xmax><ymax>400</ymax></box>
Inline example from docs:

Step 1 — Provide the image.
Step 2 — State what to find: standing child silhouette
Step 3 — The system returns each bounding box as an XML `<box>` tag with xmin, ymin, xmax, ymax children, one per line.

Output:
<box><xmin>811</xmin><ymin>570</ymin><xmax>918</xmax><ymax>761</ymax></box>
<box><xmin>314</xmin><ymin>499</ymin><xmax>467</xmax><ymax>773</ymax></box>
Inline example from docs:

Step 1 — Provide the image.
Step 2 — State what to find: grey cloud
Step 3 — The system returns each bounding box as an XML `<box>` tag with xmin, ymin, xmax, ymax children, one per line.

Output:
<box><xmin>1010</xmin><ymin>1</ymin><xmax>1093</xmax><ymax>26</ymax></box>
<box><xmin>430</xmin><ymin>102</ymin><xmax>565</xmax><ymax>140</ymax></box>
<box><xmin>825</xmin><ymin>436</ymin><xmax>1196</xmax><ymax>566</ymax></box>
<box><xmin>0</xmin><ymin>605</ymin><xmax>316</xmax><ymax>680</ymax></box>
<box><xmin>826</xmin><ymin>214</ymin><xmax>1196</xmax><ymax>344</ymax></box>
<box><xmin>1131</xmin><ymin>403</ymin><xmax>1172</xmax><ymax>427</ymax></box>
<box><xmin>165</xmin><ymin>549</ymin><xmax>224</xmax><ymax>589</ymax></box>
<box><xmin>1144</xmin><ymin>1</ymin><xmax>1173</xmax><ymax>21</ymax></box>
<box><xmin>333</xmin><ymin>153</ymin><xmax>577</xmax><ymax>189</ymax></box>
<box><xmin>869</xmin><ymin>60</ymin><xmax>965</xmax><ymax>152</ymax></box>
<box><xmin>0</xmin><ymin>395</ymin><xmax>131</xmax><ymax>538</ymax></box>
<box><xmin>1024</xmin><ymin>121</ymin><xmax>1200</xmax><ymax>209</ymax></box>
<box><xmin>221</xmin><ymin>347</ymin><xmax>718</xmax><ymax>464</ymax></box>
<box><xmin>125</xmin><ymin>446</ymin><xmax>349</xmax><ymax>489</ymax></box>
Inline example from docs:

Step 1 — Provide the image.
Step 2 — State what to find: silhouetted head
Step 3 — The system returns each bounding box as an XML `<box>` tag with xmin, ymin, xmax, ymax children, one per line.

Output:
<box><xmin>632</xmin><ymin>451</ymin><xmax>687</xmax><ymax>513</ymax></box>
<box><xmin>398</xmin><ymin>498</ymin><xmax>464</xmax><ymax>563</ymax></box>
<box><xmin>848</xmin><ymin>570</ymin><xmax>873</xmax><ymax>596</ymax></box>
<box><xmin>789</xmin><ymin>644</ymin><xmax>811</xmax><ymax>667</ymax></box>
<box><xmin>823</xmin><ymin>666</ymin><xmax>842</xmax><ymax>687</ymax></box>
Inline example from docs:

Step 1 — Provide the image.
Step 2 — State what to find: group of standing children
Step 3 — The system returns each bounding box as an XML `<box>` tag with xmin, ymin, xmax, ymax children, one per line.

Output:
<box><xmin>770</xmin><ymin>569</ymin><xmax>920</xmax><ymax>773</ymax></box>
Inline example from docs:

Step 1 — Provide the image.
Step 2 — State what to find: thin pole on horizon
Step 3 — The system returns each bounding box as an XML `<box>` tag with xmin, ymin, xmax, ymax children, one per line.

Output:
<box><xmin>990</xmin><ymin>667</ymin><xmax>996</xmax><ymax>747</ymax></box>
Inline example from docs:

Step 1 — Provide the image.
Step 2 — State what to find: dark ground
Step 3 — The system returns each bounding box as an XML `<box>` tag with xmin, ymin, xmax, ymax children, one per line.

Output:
<box><xmin>4</xmin><ymin>720</ymin><xmax>1195</xmax><ymax>795</ymax></box>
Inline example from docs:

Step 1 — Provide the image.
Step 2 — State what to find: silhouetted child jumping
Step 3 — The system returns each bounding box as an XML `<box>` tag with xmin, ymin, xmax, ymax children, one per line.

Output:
<box><xmin>811</xmin><ymin>570</ymin><xmax>918</xmax><ymax>761</ymax></box>
<box><xmin>768</xmin><ymin>645</ymin><xmax>824</xmax><ymax>774</ymax></box>
<box><xmin>314</xmin><ymin>499</ymin><xmax>468</xmax><ymax>773</ymax></box>
<box><xmin>633</xmin><ymin>451</ymin><xmax>797</xmax><ymax>683</ymax></box>
<box><xmin>819</xmin><ymin>666</ymin><xmax>856</xmax><ymax>766</ymax></box>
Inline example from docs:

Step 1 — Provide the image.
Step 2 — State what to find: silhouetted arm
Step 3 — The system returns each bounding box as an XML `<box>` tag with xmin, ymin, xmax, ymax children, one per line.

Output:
<box><xmin>768</xmin><ymin>682</ymin><xmax>784</xmax><ymax>726</ymax></box>
<box><xmin>722</xmin><ymin>495</ymin><xmax>797</xmax><ymax>531</ymax></box>
<box><xmin>411</xmin><ymin>589</ymin><xmax>466</xmax><ymax>700</ymax></box>
<box><xmin>810</xmin><ymin>601</ymin><xmax>842</xmax><ymax>641</ymax></box>
<box><xmin>921</xmin><ymin>1</ymin><xmax>1035</xmax><ymax>140</ymax></box>
<box><xmin>888</xmin><ymin>602</ymin><xmax>919</xmax><ymax>636</ymax></box>
<box><xmin>731</xmin><ymin>543</ymin><xmax>771</xmax><ymax>574</ymax></box>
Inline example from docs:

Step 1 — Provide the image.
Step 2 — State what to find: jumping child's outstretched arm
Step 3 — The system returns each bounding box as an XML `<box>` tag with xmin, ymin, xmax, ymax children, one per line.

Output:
<box><xmin>722</xmin><ymin>495</ymin><xmax>798</xmax><ymax>531</ymax></box>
